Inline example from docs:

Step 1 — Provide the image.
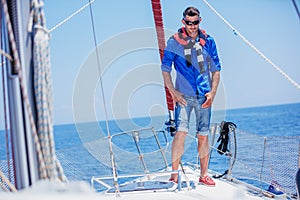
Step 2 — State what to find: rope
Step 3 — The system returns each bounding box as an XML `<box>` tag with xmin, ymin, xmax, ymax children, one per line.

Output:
<box><xmin>151</xmin><ymin>0</ymin><xmax>174</xmax><ymax>111</ymax></box>
<box><xmin>31</xmin><ymin>0</ymin><xmax>67</xmax><ymax>182</ymax></box>
<box><xmin>202</xmin><ymin>0</ymin><xmax>300</xmax><ymax>90</ymax></box>
<box><xmin>1</xmin><ymin>0</ymin><xmax>49</xmax><ymax>180</ymax></box>
<box><xmin>1</xmin><ymin>0</ymin><xmax>47</xmax><ymax>178</ymax></box>
<box><xmin>0</xmin><ymin>49</ymin><xmax>12</xmax><ymax>61</ymax></box>
<box><xmin>0</xmin><ymin>169</ymin><xmax>17</xmax><ymax>192</ymax></box>
<box><xmin>49</xmin><ymin>0</ymin><xmax>95</xmax><ymax>33</ymax></box>
<box><xmin>87</xmin><ymin>0</ymin><xmax>119</xmax><ymax>195</ymax></box>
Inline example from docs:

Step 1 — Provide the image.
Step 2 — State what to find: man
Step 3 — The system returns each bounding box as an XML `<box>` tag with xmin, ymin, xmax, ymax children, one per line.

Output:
<box><xmin>161</xmin><ymin>6</ymin><xmax>221</xmax><ymax>186</ymax></box>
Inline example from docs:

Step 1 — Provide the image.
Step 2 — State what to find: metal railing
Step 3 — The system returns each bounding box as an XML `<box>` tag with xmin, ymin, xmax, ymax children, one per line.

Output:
<box><xmin>90</xmin><ymin>124</ymin><xmax>221</xmax><ymax>193</ymax></box>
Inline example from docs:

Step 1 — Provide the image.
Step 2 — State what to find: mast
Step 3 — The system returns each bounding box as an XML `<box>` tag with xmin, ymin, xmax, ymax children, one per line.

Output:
<box><xmin>151</xmin><ymin>0</ymin><xmax>176</xmax><ymax>135</ymax></box>
<box><xmin>3</xmin><ymin>0</ymin><xmax>39</xmax><ymax>189</ymax></box>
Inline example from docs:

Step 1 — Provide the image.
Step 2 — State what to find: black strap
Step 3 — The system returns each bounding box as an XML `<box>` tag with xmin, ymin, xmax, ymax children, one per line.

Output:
<box><xmin>213</xmin><ymin>170</ymin><xmax>228</xmax><ymax>179</ymax></box>
<box><xmin>217</xmin><ymin>121</ymin><xmax>236</xmax><ymax>155</ymax></box>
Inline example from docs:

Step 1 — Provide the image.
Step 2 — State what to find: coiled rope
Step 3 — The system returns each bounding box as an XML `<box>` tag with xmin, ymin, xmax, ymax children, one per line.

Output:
<box><xmin>30</xmin><ymin>0</ymin><xmax>67</xmax><ymax>181</ymax></box>
<box><xmin>202</xmin><ymin>0</ymin><xmax>300</xmax><ymax>90</ymax></box>
<box><xmin>1</xmin><ymin>0</ymin><xmax>49</xmax><ymax>179</ymax></box>
<box><xmin>1</xmin><ymin>0</ymin><xmax>67</xmax><ymax>183</ymax></box>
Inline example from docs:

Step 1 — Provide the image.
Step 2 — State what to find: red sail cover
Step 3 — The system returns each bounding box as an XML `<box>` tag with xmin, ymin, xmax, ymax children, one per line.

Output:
<box><xmin>151</xmin><ymin>0</ymin><xmax>174</xmax><ymax>111</ymax></box>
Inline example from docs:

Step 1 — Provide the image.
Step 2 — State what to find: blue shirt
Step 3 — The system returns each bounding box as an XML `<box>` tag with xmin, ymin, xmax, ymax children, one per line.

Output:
<box><xmin>161</xmin><ymin>33</ymin><xmax>221</xmax><ymax>96</ymax></box>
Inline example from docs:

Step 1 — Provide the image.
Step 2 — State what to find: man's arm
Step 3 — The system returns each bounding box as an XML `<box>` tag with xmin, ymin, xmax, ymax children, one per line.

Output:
<box><xmin>202</xmin><ymin>70</ymin><xmax>220</xmax><ymax>108</ymax></box>
<box><xmin>162</xmin><ymin>71</ymin><xmax>187</xmax><ymax>106</ymax></box>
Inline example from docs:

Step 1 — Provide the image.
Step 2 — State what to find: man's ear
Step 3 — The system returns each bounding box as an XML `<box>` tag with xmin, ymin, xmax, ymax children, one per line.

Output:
<box><xmin>181</xmin><ymin>19</ymin><xmax>185</xmax><ymax>25</ymax></box>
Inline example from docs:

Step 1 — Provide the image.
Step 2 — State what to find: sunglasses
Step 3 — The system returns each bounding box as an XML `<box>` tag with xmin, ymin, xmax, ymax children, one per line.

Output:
<box><xmin>184</xmin><ymin>19</ymin><xmax>200</xmax><ymax>26</ymax></box>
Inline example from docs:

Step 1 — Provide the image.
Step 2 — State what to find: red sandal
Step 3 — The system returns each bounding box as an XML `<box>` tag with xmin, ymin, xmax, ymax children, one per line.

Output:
<box><xmin>168</xmin><ymin>177</ymin><xmax>178</xmax><ymax>184</ymax></box>
<box><xmin>199</xmin><ymin>175</ymin><xmax>215</xmax><ymax>186</ymax></box>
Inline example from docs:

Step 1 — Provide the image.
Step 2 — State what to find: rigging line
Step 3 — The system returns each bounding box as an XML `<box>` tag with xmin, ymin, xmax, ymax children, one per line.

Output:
<box><xmin>292</xmin><ymin>0</ymin><xmax>300</xmax><ymax>21</ymax></box>
<box><xmin>49</xmin><ymin>0</ymin><xmax>95</xmax><ymax>33</ymax></box>
<box><xmin>202</xmin><ymin>0</ymin><xmax>300</xmax><ymax>90</ymax></box>
<box><xmin>0</xmin><ymin>49</ymin><xmax>13</xmax><ymax>61</ymax></box>
<box><xmin>87</xmin><ymin>0</ymin><xmax>119</xmax><ymax>195</ymax></box>
<box><xmin>87</xmin><ymin>0</ymin><xmax>111</xmax><ymax>150</ymax></box>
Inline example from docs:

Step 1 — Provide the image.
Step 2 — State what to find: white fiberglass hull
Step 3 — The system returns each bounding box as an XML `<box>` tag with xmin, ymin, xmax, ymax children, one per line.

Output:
<box><xmin>0</xmin><ymin>166</ymin><xmax>274</xmax><ymax>200</ymax></box>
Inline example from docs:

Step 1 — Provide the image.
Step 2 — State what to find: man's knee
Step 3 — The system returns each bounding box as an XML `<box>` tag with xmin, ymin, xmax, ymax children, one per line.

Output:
<box><xmin>173</xmin><ymin>131</ymin><xmax>187</xmax><ymax>141</ymax></box>
<box><xmin>197</xmin><ymin>134</ymin><xmax>208</xmax><ymax>141</ymax></box>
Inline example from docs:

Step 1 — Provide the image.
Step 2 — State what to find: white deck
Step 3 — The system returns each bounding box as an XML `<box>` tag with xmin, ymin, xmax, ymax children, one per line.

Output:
<box><xmin>0</xmin><ymin>177</ymin><xmax>269</xmax><ymax>200</ymax></box>
<box><xmin>0</xmin><ymin>166</ymin><xmax>283</xmax><ymax>200</ymax></box>
<box><xmin>97</xmin><ymin>166</ymin><xmax>270</xmax><ymax>200</ymax></box>
<box><xmin>100</xmin><ymin>179</ymin><xmax>266</xmax><ymax>200</ymax></box>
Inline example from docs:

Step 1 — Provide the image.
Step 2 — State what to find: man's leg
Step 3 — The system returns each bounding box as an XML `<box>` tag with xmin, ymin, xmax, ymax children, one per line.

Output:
<box><xmin>170</xmin><ymin>96</ymin><xmax>191</xmax><ymax>182</ymax></box>
<box><xmin>197</xmin><ymin>134</ymin><xmax>209</xmax><ymax>177</ymax></box>
<box><xmin>194</xmin><ymin>95</ymin><xmax>215</xmax><ymax>185</ymax></box>
<box><xmin>197</xmin><ymin>134</ymin><xmax>215</xmax><ymax>186</ymax></box>
<box><xmin>170</xmin><ymin>131</ymin><xmax>187</xmax><ymax>182</ymax></box>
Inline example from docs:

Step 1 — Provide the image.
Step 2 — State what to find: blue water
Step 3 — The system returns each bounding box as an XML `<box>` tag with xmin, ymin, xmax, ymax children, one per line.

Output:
<box><xmin>0</xmin><ymin>103</ymin><xmax>299</xmax><ymax>194</ymax></box>
<box><xmin>223</xmin><ymin>103</ymin><xmax>300</xmax><ymax>137</ymax></box>
<box><xmin>54</xmin><ymin>102</ymin><xmax>300</xmax><ymax>193</ymax></box>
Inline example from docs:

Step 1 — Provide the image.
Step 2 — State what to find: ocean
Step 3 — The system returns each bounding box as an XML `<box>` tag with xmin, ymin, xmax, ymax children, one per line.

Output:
<box><xmin>0</xmin><ymin>103</ymin><xmax>299</xmax><ymax>195</ymax></box>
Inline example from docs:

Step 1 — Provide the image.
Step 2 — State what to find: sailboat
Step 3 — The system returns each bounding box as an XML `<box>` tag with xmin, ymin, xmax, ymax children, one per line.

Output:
<box><xmin>0</xmin><ymin>0</ymin><xmax>299</xmax><ymax>199</ymax></box>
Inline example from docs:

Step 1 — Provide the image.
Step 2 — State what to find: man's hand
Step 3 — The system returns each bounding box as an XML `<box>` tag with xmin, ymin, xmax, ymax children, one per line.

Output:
<box><xmin>202</xmin><ymin>92</ymin><xmax>214</xmax><ymax>108</ymax></box>
<box><xmin>162</xmin><ymin>71</ymin><xmax>187</xmax><ymax>106</ymax></box>
<box><xmin>170</xmin><ymin>89</ymin><xmax>187</xmax><ymax>106</ymax></box>
<box><xmin>202</xmin><ymin>71</ymin><xmax>220</xmax><ymax>108</ymax></box>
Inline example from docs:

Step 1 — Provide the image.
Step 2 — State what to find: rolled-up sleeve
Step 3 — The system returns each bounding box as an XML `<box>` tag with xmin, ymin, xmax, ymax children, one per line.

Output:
<box><xmin>206</xmin><ymin>36</ymin><xmax>221</xmax><ymax>72</ymax></box>
<box><xmin>161</xmin><ymin>38</ymin><xmax>176</xmax><ymax>73</ymax></box>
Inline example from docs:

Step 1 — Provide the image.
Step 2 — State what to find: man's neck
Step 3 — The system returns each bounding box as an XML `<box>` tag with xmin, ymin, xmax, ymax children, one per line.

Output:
<box><xmin>185</xmin><ymin>29</ymin><xmax>199</xmax><ymax>40</ymax></box>
<box><xmin>189</xmin><ymin>34</ymin><xmax>198</xmax><ymax>41</ymax></box>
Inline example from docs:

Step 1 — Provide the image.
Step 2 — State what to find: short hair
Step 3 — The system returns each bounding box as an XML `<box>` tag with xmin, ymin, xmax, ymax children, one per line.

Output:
<box><xmin>183</xmin><ymin>7</ymin><xmax>200</xmax><ymax>18</ymax></box>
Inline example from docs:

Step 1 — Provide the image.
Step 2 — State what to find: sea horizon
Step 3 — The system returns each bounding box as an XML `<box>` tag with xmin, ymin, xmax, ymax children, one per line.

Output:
<box><xmin>51</xmin><ymin>101</ymin><xmax>300</xmax><ymax>128</ymax></box>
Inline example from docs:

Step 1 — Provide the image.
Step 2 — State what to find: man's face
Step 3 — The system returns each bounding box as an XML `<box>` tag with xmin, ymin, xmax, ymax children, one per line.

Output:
<box><xmin>182</xmin><ymin>15</ymin><xmax>200</xmax><ymax>39</ymax></box>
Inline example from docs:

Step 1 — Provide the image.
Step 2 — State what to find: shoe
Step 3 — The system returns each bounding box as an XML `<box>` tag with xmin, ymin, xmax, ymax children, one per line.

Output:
<box><xmin>199</xmin><ymin>175</ymin><xmax>215</xmax><ymax>186</ymax></box>
<box><xmin>168</xmin><ymin>177</ymin><xmax>178</xmax><ymax>184</ymax></box>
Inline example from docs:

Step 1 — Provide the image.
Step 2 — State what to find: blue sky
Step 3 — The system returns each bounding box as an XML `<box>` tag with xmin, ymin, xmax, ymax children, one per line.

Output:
<box><xmin>1</xmin><ymin>0</ymin><xmax>299</xmax><ymax>127</ymax></box>
<box><xmin>44</xmin><ymin>0</ymin><xmax>300</xmax><ymax>125</ymax></box>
